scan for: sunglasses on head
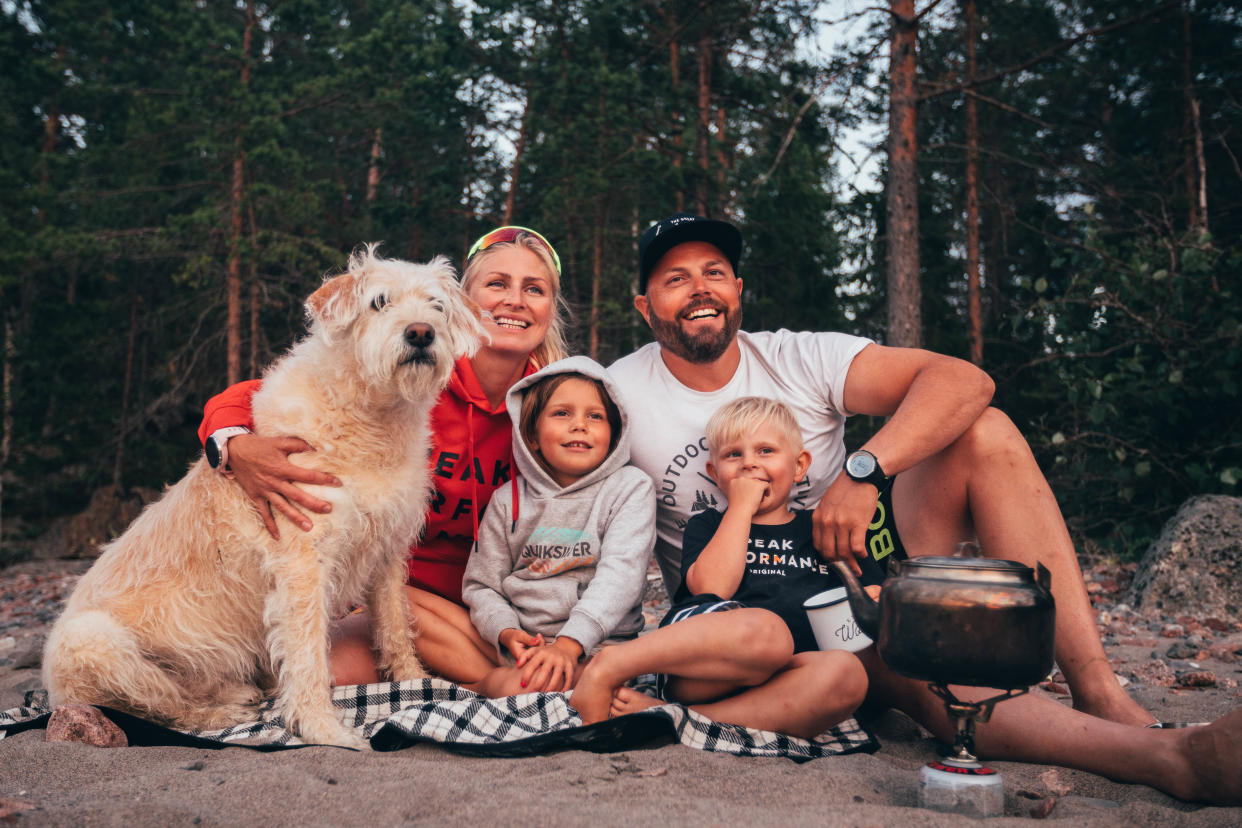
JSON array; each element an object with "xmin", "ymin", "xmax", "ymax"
[{"xmin": 466, "ymin": 225, "xmax": 562, "ymax": 276}]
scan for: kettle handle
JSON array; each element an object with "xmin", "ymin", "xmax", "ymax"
[{"xmin": 1036, "ymin": 561, "xmax": 1052, "ymax": 592}]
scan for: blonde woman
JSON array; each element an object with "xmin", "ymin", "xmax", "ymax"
[{"xmin": 197, "ymin": 228, "xmax": 569, "ymax": 683}]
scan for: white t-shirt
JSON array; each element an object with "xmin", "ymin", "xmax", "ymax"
[{"xmin": 608, "ymin": 329, "xmax": 873, "ymax": 594}]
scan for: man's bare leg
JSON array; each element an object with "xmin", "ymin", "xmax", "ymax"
[
  {"xmin": 891, "ymin": 407, "xmax": 1154, "ymax": 726},
  {"xmin": 330, "ymin": 586, "xmax": 499, "ymax": 686},
  {"xmin": 861, "ymin": 649, "xmax": 1242, "ymax": 804}
]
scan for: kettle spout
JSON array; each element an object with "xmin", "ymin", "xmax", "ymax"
[{"xmin": 830, "ymin": 560, "xmax": 880, "ymax": 640}]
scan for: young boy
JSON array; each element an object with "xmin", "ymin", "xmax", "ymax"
[{"xmin": 570, "ymin": 397, "xmax": 881, "ymax": 739}]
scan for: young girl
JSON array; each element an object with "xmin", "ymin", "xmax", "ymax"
[{"xmin": 462, "ymin": 356, "xmax": 655, "ymax": 697}]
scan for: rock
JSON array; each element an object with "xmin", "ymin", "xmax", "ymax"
[
  {"xmin": 46, "ymin": 704, "xmax": 128, "ymax": 747},
  {"xmin": 39, "ymin": 484, "xmax": 161, "ymax": 559},
  {"xmin": 1165, "ymin": 640, "xmax": 1203, "ymax": 660},
  {"xmin": 1175, "ymin": 670, "xmax": 1216, "ymax": 687},
  {"xmin": 1040, "ymin": 768, "xmax": 1073, "ymax": 796},
  {"xmin": 1130, "ymin": 659, "xmax": 1176, "ymax": 687},
  {"xmin": 1208, "ymin": 643, "xmax": 1239, "ymax": 663},
  {"xmin": 1127, "ymin": 495, "xmax": 1242, "ymax": 623},
  {"xmin": 10, "ymin": 633, "xmax": 46, "ymax": 669},
  {"xmin": 1029, "ymin": 797, "xmax": 1057, "ymax": 819},
  {"xmin": 0, "ymin": 797, "xmax": 38, "ymax": 821}
]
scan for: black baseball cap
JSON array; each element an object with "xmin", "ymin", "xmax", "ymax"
[{"xmin": 637, "ymin": 213, "xmax": 742, "ymax": 292}]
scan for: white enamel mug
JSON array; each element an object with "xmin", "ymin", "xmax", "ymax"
[{"xmin": 803, "ymin": 587, "xmax": 874, "ymax": 652}]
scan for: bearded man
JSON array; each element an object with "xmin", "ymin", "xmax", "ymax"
[{"xmin": 607, "ymin": 212, "xmax": 1154, "ymax": 730}]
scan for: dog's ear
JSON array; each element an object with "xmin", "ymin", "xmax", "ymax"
[
  {"xmin": 444, "ymin": 279, "xmax": 489, "ymax": 358},
  {"xmin": 424, "ymin": 256, "xmax": 488, "ymax": 357},
  {"xmin": 461, "ymin": 293, "xmax": 484, "ymax": 322},
  {"xmin": 306, "ymin": 272, "xmax": 360, "ymax": 326}
]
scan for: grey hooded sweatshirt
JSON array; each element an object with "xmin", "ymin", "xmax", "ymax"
[{"xmin": 462, "ymin": 356, "xmax": 656, "ymax": 654}]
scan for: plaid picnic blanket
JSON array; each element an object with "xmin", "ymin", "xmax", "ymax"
[{"xmin": 0, "ymin": 678, "xmax": 877, "ymax": 759}]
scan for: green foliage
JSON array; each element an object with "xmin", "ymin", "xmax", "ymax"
[{"xmin": 3, "ymin": 0, "xmax": 1240, "ymax": 564}]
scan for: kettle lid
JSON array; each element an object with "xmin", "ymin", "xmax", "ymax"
[{"xmin": 901, "ymin": 556, "xmax": 1029, "ymax": 572}]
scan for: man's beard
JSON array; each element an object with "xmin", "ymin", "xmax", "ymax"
[{"xmin": 648, "ymin": 299, "xmax": 742, "ymax": 364}]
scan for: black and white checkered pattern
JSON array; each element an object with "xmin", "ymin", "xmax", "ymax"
[{"xmin": 1, "ymin": 679, "xmax": 876, "ymax": 758}]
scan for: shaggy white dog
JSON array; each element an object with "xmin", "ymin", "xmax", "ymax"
[{"xmin": 43, "ymin": 246, "xmax": 484, "ymax": 747}]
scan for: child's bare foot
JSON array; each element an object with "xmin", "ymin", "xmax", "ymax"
[
  {"xmin": 1172, "ymin": 708, "xmax": 1242, "ymax": 804},
  {"xmin": 610, "ymin": 686, "xmax": 665, "ymax": 718},
  {"xmin": 569, "ymin": 658, "xmax": 619, "ymax": 725}
]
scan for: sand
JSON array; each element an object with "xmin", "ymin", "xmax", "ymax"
[{"xmin": 2, "ymin": 558, "xmax": 1241, "ymax": 826}]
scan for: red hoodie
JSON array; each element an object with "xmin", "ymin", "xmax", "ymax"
[{"xmin": 198, "ymin": 356, "xmax": 533, "ymax": 605}]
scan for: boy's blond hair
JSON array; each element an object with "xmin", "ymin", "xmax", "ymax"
[{"xmin": 705, "ymin": 397, "xmax": 804, "ymax": 458}]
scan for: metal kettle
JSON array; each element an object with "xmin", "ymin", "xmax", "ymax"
[{"xmin": 831, "ymin": 548, "xmax": 1056, "ymax": 689}]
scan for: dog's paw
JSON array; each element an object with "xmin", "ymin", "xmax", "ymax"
[
  {"xmin": 287, "ymin": 705, "xmax": 367, "ymax": 749},
  {"xmin": 297, "ymin": 719, "xmax": 367, "ymax": 750},
  {"xmin": 387, "ymin": 653, "xmax": 429, "ymax": 683},
  {"xmin": 182, "ymin": 701, "xmax": 263, "ymax": 730}
]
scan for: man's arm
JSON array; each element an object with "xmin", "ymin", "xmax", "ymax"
[{"xmin": 813, "ymin": 343, "xmax": 994, "ymax": 565}]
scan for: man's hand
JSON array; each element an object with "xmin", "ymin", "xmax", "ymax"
[
  {"xmin": 227, "ymin": 433, "xmax": 340, "ymax": 539},
  {"xmin": 518, "ymin": 636, "xmax": 583, "ymax": 692},
  {"xmin": 723, "ymin": 475, "xmax": 769, "ymax": 518},
  {"xmin": 812, "ymin": 474, "xmax": 880, "ymax": 575}
]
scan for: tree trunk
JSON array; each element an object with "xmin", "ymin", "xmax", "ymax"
[
  {"xmin": 964, "ymin": 0, "xmax": 983, "ymax": 365},
  {"xmin": 886, "ymin": 0, "xmax": 921, "ymax": 348},
  {"xmin": 113, "ymin": 299, "xmax": 138, "ymax": 490},
  {"xmin": 365, "ymin": 125, "xmax": 383, "ymax": 238},
  {"xmin": 366, "ymin": 126, "xmax": 383, "ymax": 204},
  {"xmin": 504, "ymin": 97, "xmax": 529, "ymax": 225},
  {"xmin": 1181, "ymin": 1, "xmax": 1206, "ymax": 236},
  {"xmin": 226, "ymin": 1, "xmax": 255, "ymax": 386},
  {"xmin": 248, "ymin": 200, "xmax": 260, "ymax": 378},
  {"xmin": 410, "ymin": 183, "xmax": 423, "ymax": 259},
  {"xmin": 0, "ymin": 315, "xmax": 12, "ymax": 546},
  {"xmin": 590, "ymin": 206, "xmax": 602, "ymax": 360},
  {"xmin": 670, "ymin": 38, "xmax": 685, "ymax": 213},
  {"xmin": 38, "ymin": 45, "xmax": 64, "ymax": 225},
  {"xmin": 696, "ymin": 33, "xmax": 712, "ymax": 215}
]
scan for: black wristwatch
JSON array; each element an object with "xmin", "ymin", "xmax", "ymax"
[
  {"xmin": 205, "ymin": 426, "xmax": 251, "ymax": 472},
  {"xmin": 844, "ymin": 449, "xmax": 891, "ymax": 491}
]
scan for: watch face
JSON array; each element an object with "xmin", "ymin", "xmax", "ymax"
[
  {"xmin": 847, "ymin": 451, "xmax": 876, "ymax": 479},
  {"xmin": 205, "ymin": 437, "xmax": 222, "ymax": 468}
]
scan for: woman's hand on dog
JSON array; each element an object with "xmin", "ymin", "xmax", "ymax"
[{"xmin": 228, "ymin": 433, "xmax": 341, "ymax": 538}]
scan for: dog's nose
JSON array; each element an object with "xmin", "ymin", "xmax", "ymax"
[{"xmin": 404, "ymin": 323, "xmax": 435, "ymax": 349}]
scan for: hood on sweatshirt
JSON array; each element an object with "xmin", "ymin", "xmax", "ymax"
[{"xmin": 504, "ymin": 355, "xmax": 632, "ymax": 497}]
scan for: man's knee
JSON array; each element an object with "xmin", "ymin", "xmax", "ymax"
[{"xmin": 957, "ymin": 406, "xmax": 1031, "ymax": 462}]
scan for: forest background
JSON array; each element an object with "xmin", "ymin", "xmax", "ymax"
[{"xmin": 2, "ymin": 0, "xmax": 1239, "ymax": 565}]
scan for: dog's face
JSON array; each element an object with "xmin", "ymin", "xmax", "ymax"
[{"xmin": 307, "ymin": 248, "xmax": 486, "ymax": 401}]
